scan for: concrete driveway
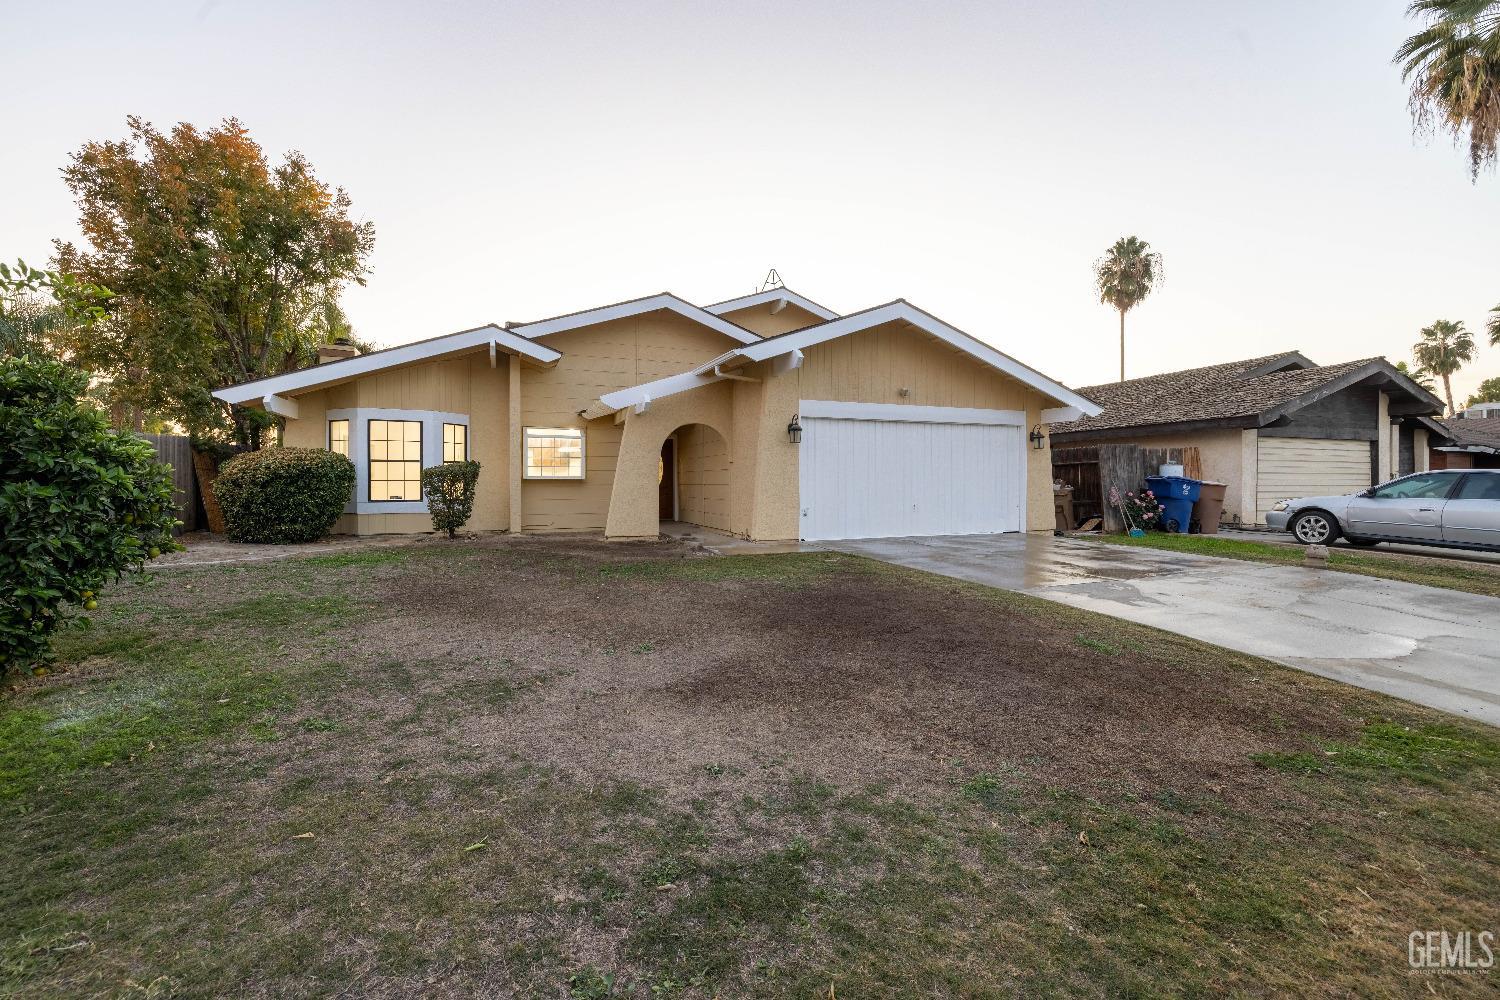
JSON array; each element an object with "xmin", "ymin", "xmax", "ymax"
[{"xmin": 825, "ymin": 533, "xmax": 1500, "ymax": 727}]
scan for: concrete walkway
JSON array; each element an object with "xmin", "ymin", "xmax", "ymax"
[{"xmin": 825, "ymin": 533, "xmax": 1500, "ymax": 728}]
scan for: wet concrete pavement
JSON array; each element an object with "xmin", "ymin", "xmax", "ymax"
[{"xmin": 825, "ymin": 533, "xmax": 1500, "ymax": 728}]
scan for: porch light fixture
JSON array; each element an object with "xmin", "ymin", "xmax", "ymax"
[
  {"xmin": 1029, "ymin": 424, "xmax": 1046, "ymax": 450},
  {"xmin": 787, "ymin": 414, "xmax": 803, "ymax": 444}
]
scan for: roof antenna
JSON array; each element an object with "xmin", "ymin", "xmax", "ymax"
[{"xmin": 758, "ymin": 268, "xmax": 784, "ymax": 293}]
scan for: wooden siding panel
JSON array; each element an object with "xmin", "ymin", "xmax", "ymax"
[
  {"xmin": 519, "ymin": 314, "xmax": 743, "ymax": 531},
  {"xmin": 798, "ymin": 320, "xmax": 1032, "ymax": 411}
]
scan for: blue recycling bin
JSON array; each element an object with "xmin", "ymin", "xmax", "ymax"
[{"xmin": 1145, "ymin": 475, "xmax": 1202, "ymax": 534}]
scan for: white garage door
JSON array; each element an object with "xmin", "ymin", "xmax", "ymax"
[
  {"xmin": 798, "ymin": 401, "xmax": 1025, "ymax": 541},
  {"xmin": 1256, "ymin": 437, "xmax": 1372, "ymax": 521}
]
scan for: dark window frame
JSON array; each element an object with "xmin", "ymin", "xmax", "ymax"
[
  {"xmin": 328, "ymin": 418, "xmax": 350, "ymax": 457},
  {"xmin": 443, "ymin": 422, "xmax": 468, "ymax": 463},
  {"xmin": 367, "ymin": 418, "xmax": 424, "ymax": 503}
]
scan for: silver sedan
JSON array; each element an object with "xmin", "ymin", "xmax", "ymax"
[{"xmin": 1265, "ymin": 469, "xmax": 1500, "ymax": 551}]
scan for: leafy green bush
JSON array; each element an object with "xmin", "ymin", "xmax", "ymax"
[
  {"xmin": 1, "ymin": 354, "xmax": 177, "ymax": 673},
  {"xmin": 421, "ymin": 461, "xmax": 480, "ymax": 538},
  {"xmin": 215, "ymin": 447, "xmax": 355, "ymax": 544}
]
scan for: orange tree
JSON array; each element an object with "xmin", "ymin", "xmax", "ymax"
[{"xmin": 1, "ymin": 354, "xmax": 177, "ymax": 673}]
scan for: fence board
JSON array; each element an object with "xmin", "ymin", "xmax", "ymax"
[
  {"xmin": 1052, "ymin": 444, "xmax": 1202, "ymax": 531},
  {"xmin": 136, "ymin": 433, "xmax": 198, "ymax": 533}
]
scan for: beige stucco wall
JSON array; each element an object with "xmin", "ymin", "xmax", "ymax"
[
  {"xmin": 1092, "ymin": 428, "xmax": 1254, "ymax": 527},
  {"xmin": 605, "ymin": 381, "xmax": 738, "ymax": 539}
]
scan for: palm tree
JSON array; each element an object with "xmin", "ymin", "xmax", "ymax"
[
  {"xmin": 1395, "ymin": 1, "xmax": 1500, "ymax": 178},
  {"xmin": 1412, "ymin": 319, "xmax": 1477, "ymax": 415},
  {"xmin": 1093, "ymin": 236, "xmax": 1164, "ymax": 382},
  {"xmin": 1395, "ymin": 360, "xmax": 1437, "ymax": 392},
  {"xmin": 1487, "ymin": 301, "xmax": 1500, "ymax": 345}
]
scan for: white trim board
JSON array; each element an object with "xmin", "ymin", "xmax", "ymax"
[
  {"xmin": 512, "ymin": 293, "xmax": 762, "ymax": 346},
  {"xmin": 799, "ymin": 400, "xmax": 1025, "ymax": 426},
  {"xmin": 694, "ymin": 301, "xmax": 1102, "ymax": 416},
  {"xmin": 703, "ymin": 288, "xmax": 838, "ymax": 322},
  {"xmin": 212, "ymin": 326, "xmax": 560, "ymax": 406}
]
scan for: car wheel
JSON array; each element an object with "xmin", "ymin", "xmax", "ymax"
[
  {"xmin": 1344, "ymin": 537, "xmax": 1379, "ymax": 548},
  {"xmin": 1291, "ymin": 510, "xmax": 1339, "ymax": 545}
]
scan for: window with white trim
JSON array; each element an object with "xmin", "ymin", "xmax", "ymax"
[
  {"xmin": 328, "ymin": 419, "xmax": 350, "ymax": 458},
  {"xmin": 369, "ymin": 419, "xmax": 422, "ymax": 501},
  {"xmin": 524, "ymin": 427, "xmax": 585, "ymax": 479},
  {"xmin": 443, "ymin": 422, "xmax": 467, "ymax": 463}
]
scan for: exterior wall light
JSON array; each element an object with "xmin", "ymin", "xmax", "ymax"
[
  {"xmin": 788, "ymin": 414, "xmax": 803, "ymax": 444},
  {"xmin": 1029, "ymin": 424, "xmax": 1046, "ymax": 450}
]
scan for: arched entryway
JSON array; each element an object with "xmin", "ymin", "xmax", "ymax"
[{"xmin": 660, "ymin": 423, "xmax": 731, "ymax": 532}]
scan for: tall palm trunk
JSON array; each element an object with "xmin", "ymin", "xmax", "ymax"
[
  {"xmin": 1118, "ymin": 308, "xmax": 1126, "ymax": 382},
  {"xmin": 1443, "ymin": 373, "xmax": 1456, "ymax": 416}
]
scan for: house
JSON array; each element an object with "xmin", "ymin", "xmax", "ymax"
[
  {"xmin": 211, "ymin": 287, "xmax": 1099, "ymax": 542},
  {"xmin": 1048, "ymin": 352, "xmax": 1446, "ymax": 526},
  {"xmin": 1431, "ymin": 404, "xmax": 1500, "ymax": 469}
]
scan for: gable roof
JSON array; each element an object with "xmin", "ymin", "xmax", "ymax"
[
  {"xmin": 511, "ymin": 292, "xmax": 762, "ymax": 346},
  {"xmin": 1436, "ymin": 415, "xmax": 1500, "ymax": 454},
  {"xmin": 1050, "ymin": 353, "xmax": 1446, "ymax": 439},
  {"xmin": 703, "ymin": 288, "xmax": 839, "ymax": 322},
  {"xmin": 211, "ymin": 324, "xmax": 562, "ymax": 407},
  {"xmin": 588, "ymin": 300, "xmax": 1101, "ymax": 418}
]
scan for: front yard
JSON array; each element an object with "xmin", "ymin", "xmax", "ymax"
[{"xmin": 3, "ymin": 537, "xmax": 1497, "ymax": 997}]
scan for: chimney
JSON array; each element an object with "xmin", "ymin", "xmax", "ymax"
[{"xmin": 317, "ymin": 337, "xmax": 359, "ymax": 364}]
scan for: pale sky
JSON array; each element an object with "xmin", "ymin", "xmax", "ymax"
[{"xmin": 6, "ymin": 1, "xmax": 1498, "ymax": 403}]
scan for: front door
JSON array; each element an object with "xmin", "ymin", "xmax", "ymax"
[
  {"xmin": 659, "ymin": 439, "xmax": 676, "ymax": 520},
  {"xmin": 1346, "ymin": 472, "xmax": 1460, "ymax": 541}
]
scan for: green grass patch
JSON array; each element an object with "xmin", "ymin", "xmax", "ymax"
[
  {"xmin": 1092, "ymin": 532, "xmax": 1500, "ymax": 598},
  {"xmin": 1254, "ymin": 721, "xmax": 1500, "ymax": 782},
  {"xmin": 298, "ymin": 548, "xmax": 410, "ymax": 569}
]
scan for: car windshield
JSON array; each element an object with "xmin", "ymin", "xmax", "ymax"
[{"xmin": 1369, "ymin": 473, "xmax": 1458, "ymax": 500}]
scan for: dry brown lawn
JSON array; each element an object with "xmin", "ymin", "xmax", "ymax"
[{"xmin": 2, "ymin": 535, "xmax": 1497, "ymax": 998}]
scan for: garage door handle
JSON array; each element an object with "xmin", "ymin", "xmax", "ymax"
[{"xmin": 1418, "ymin": 507, "xmax": 1436, "ymax": 512}]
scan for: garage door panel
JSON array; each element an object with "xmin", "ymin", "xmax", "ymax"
[
  {"xmin": 800, "ymin": 414, "xmax": 1022, "ymax": 541},
  {"xmin": 1255, "ymin": 437, "xmax": 1372, "ymax": 521}
]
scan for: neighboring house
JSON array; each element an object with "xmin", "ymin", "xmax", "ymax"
[
  {"xmin": 212, "ymin": 287, "xmax": 1099, "ymax": 541},
  {"xmin": 1048, "ymin": 352, "xmax": 1446, "ymax": 525},
  {"xmin": 1431, "ymin": 404, "xmax": 1500, "ymax": 469}
]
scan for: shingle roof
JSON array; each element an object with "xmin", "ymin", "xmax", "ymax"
[
  {"xmin": 1438, "ymin": 416, "xmax": 1500, "ymax": 453},
  {"xmin": 1053, "ymin": 354, "xmax": 1401, "ymax": 435}
]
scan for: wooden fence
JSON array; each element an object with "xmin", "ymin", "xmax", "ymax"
[
  {"xmin": 136, "ymin": 433, "xmax": 200, "ymax": 533},
  {"xmin": 1053, "ymin": 444, "xmax": 1202, "ymax": 532}
]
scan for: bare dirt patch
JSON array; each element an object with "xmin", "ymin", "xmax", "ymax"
[{"xmin": 5, "ymin": 536, "xmax": 1497, "ymax": 999}]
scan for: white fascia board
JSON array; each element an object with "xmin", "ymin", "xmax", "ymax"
[
  {"xmin": 595, "ymin": 369, "xmax": 727, "ymax": 415},
  {"xmin": 212, "ymin": 325, "xmax": 561, "ymax": 406},
  {"xmin": 512, "ymin": 293, "xmax": 761, "ymax": 346},
  {"xmin": 731, "ymin": 302, "xmax": 1103, "ymax": 417},
  {"xmin": 704, "ymin": 288, "xmax": 839, "ymax": 321},
  {"xmin": 1040, "ymin": 406, "xmax": 1082, "ymax": 424},
  {"xmin": 800, "ymin": 399, "xmax": 1025, "ymax": 426},
  {"xmin": 262, "ymin": 394, "xmax": 299, "ymax": 419}
]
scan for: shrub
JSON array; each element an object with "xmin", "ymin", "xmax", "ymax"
[
  {"xmin": 421, "ymin": 461, "xmax": 480, "ymax": 538},
  {"xmin": 1, "ymin": 354, "xmax": 178, "ymax": 673},
  {"xmin": 215, "ymin": 447, "xmax": 356, "ymax": 544}
]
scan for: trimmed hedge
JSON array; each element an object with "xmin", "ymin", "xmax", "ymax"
[
  {"xmin": 215, "ymin": 447, "xmax": 356, "ymax": 544},
  {"xmin": 421, "ymin": 461, "xmax": 480, "ymax": 538}
]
